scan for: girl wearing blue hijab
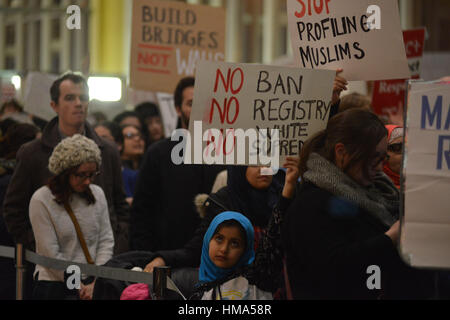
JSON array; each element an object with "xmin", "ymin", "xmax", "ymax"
[
  {"xmin": 195, "ymin": 211, "xmax": 273, "ymax": 300},
  {"xmin": 199, "ymin": 212, "xmax": 255, "ymax": 284}
]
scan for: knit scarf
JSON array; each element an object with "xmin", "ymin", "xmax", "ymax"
[{"xmin": 303, "ymin": 153, "xmax": 399, "ymax": 227}]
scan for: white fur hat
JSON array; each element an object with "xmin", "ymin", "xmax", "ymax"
[{"xmin": 48, "ymin": 134, "xmax": 101, "ymax": 175}]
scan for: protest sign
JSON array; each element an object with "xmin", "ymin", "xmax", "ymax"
[
  {"xmin": 287, "ymin": 0, "xmax": 409, "ymax": 81},
  {"xmin": 23, "ymin": 72, "xmax": 58, "ymax": 121},
  {"xmin": 181, "ymin": 61, "xmax": 335, "ymax": 168},
  {"xmin": 401, "ymin": 81, "xmax": 450, "ymax": 269},
  {"xmin": 372, "ymin": 28, "xmax": 426, "ymax": 116},
  {"xmin": 156, "ymin": 92, "xmax": 178, "ymax": 137},
  {"xmin": 130, "ymin": 0, "xmax": 226, "ymax": 93}
]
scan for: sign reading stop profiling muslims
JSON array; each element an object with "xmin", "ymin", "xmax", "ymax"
[
  {"xmin": 130, "ymin": 0, "xmax": 226, "ymax": 93},
  {"xmin": 287, "ymin": 0, "xmax": 410, "ymax": 81},
  {"xmin": 401, "ymin": 81, "xmax": 450, "ymax": 269}
]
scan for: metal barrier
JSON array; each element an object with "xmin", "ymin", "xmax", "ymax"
[{"xmin": 0, "ymin": 244, "xmax": 186, "ymax": 300}]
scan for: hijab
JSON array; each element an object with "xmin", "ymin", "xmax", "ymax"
[
  {"xmin": 199, "ymin": 211, "xmax": 255, "ymax": 284},
  {"xmin": 384, "ymin": 125, "xmax": 402, "ymax": 189},
  {"xmin": 226, "ymin": 166, "xmax": 284, "ymax": 228}
]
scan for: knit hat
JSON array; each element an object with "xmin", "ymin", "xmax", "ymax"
[{"xmin": 48, "ymin": 134, "xmax": 101, "ymax": 175}]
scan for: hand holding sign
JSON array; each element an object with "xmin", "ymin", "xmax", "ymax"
[{"xmin": 332, "ymin": 69, "xmax": 348, "ymax": 105}]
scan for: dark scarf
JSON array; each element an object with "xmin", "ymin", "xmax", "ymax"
[
  {"xmin": 304, "ymin": 153, "xmax": 399, "ymax": 227},
  {"xmin": 226, "ymin": 166, "xmax": 284, "ymax": 228}
]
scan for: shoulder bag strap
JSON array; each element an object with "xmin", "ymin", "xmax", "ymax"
[{"xmin": 63, "ymin": 202, "xmax": 95, "ymax": 265}]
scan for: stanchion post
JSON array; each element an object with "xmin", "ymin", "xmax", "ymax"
[
  {"xmin": 15, "ymin": 244, "xmax": 26, "ymax": 300},
  {"xmin": 153, "ymin": 266, "xmax": 171, "ymax": 300}
]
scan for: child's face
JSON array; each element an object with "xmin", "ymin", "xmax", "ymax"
[{"xmin": 209, "ymin": 226, "xmax": 245, "ymax": 269}]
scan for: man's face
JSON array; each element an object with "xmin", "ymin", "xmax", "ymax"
[
  {"xmin": 176, "ymin": 86, "xmax": 194, "ymax": 129},
  {"xmin": 51, "ymin": 80, "xmax": 89, "ymax": 129}
]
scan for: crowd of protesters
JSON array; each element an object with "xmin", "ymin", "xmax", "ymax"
[{"xmin": 0, "ymin": 70, "xmax": 449, "ymax": 301}]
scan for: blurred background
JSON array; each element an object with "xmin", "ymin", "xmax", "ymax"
[{"xmin": 0, "ymin": 0, "xmax": 449, "ymax": 122}]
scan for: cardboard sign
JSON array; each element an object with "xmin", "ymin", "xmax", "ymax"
[
  {"xmin": 185, "ymin": 61, "xmax": 335, "ymax": 167},
  {"xmin": 130, "ymin": 0, "xmax": 226, "ymax": 93},
  {"xmin": 401, "ymin": 81, "xmax": 450, "ymax": 269},
  {"xmin": 287, "ymin": 0, "xmax": 409, "ymax": 81},
  {"xmin": 372, "ymin": 28, "xmax": 426, "ymax": 116},
  {"xmin": 23, "ymin": 72, "xmax": 58, "ymax": 121}
]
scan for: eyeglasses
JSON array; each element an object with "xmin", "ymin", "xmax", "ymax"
[
  {"xmin": 123, "ymin": 132, "xmax": 143, "ymax": 140},
  {"xmin": 387, "ymin": 143, "xmax": 403, "ymax": 154},
  {"xmin": 73, "ymin": 171, "xmax": 100, "ymax": 181}
]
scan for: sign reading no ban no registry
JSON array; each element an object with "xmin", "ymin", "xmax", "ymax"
[
  {"xmin": 185, "ymin": 61, "xmax": 335, "ymax": 166},
  {"xmin": 130, "ymin": 0, "xmax": 226, "ymax": 93},
  {"xmin": 287, "ymin": 0, "xmax": 410, "ymax": 81}
]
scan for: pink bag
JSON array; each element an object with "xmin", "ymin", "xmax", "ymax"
[{"xmin": 120, "ymin": 283, "xmax": 152, "ymax": 300}]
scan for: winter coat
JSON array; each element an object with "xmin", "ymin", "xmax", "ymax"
[
  {"xmin": 2, "ymin": 117, "xmax": 130, "ymax": 254},
  {"xmin": 282, "ymin": 181, "xmax": 435, "ymax": 300}
]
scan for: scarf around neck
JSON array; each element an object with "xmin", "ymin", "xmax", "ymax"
[{"xmin": 303, "ymin": 153, "xmax": 399, "ymax": 227}]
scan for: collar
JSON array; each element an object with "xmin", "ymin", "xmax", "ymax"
[{"xmin": 41, "ymin": 117, "xmax": 105, "ymax": 149}]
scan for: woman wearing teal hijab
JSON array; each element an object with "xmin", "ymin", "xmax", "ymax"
[
  {"xmin": 199, "ymin": 212, "xmax": 255, "ymax": 284},
  {"xmin": 194, "ymin": 211, "xmax": 272, "ymax": 300}
]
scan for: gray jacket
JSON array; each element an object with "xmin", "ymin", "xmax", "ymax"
[{"xmin": 2, "ymin": 117, "xmax": 130, "ymax": 254}]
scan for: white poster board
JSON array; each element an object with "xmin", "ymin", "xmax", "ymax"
[
  {"xmin": 185, "ymin": 61, "xmax": 335, "ymax": 167},
  {"xmin": 287, "ymin": 0, "xmax": 410, "ymax": 81},
  {"xmin": 401, "ymin": 81, "xmax": 450, "ymax": 269},
  {"xmin": 24, "ymin": 72, "xmax": 58, "ymax": 121},
  {"xmin": 156, "ymin": 92, "xmax": 178, "ymax": 137}
]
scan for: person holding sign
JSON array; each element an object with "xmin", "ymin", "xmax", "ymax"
[{"xmin": 282, "ymin": 109, "xmax": 434, "ymax": 299}]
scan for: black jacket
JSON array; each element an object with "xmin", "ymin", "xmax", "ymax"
[
  {"xmin": 282, "ymin": 181, "xmax": 434, "ymax": 300},
  {"xmin": 130, "ymin": 138, "xmax": 224, "ymax": 252}
]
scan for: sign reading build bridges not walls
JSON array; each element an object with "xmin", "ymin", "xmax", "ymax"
[{"xmin": 130, "ymin": 0, "xmax": 226, "ymax": 93}]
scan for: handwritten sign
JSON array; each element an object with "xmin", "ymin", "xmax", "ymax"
[
  {"xmin": 287, "ymin": 0, "xmax": 409, "ymax": 81},
  {"xmin": 186, "ymin": 61, "xmax": 335, "ymax": 166},
  {"xmin": 401, "ymin": 81, "xmax": 450, "ymax": 269},
  {"xmin": 372, "ymin": 28, "xmax": 426, "ymax": 116},
  {"xmin": 130, "ymin": 0, "xmax": 226, "ymax": 93}
]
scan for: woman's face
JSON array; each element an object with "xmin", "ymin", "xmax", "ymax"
[
  {"xmin": 146, "ymin": 116, "xmax": 164, "ymax": 142},
  {"xmin": 95, "ymin": 126, "xmax": 114, "ymax": 144},
  {"xmin": 122, "ymin": 126, "xmax": 145, "ymax": 158},
  {"xmin": 345, "ymin": 137, "xmax": 388, "ymax": 187},
  {"xmin": 209, "ymin": 225, "xmax": 245, "ymax": 269},
  {"xmin": 387, "ymin": 137, "xmax": 403, "ymax": 174},
  {"xmin": 245, "ymin": 166, "xmax": 273, "ymax": 190},
  {"xmin": 120, "ymin": 116, "xmax": 142, "ymax": 130},
  {"xmin": 69, "ymin": 162, "xmax": 98, "ymax": 193}
]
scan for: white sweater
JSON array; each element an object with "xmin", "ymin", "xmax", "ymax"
[{"xmin": 29, "ymin": 185, "xmax": 114, "ymax": 282}]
